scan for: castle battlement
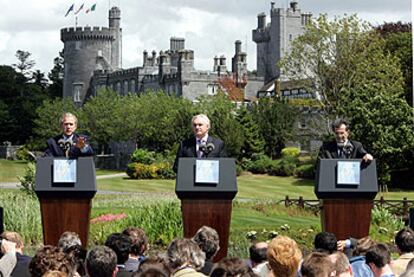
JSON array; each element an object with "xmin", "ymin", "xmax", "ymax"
[
  {"xmin": 61, "ymin": 26, "xmax": 114, "ymax": 42},
  {"xmin": 252, "ymin": 28, "xmax": 270, "ymax": 43}
]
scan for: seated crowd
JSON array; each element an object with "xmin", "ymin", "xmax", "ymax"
[{"xmin": 1, "ymin": 226, "xmax": 414, "ymax": 277}]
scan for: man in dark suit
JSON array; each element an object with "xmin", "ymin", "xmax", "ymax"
[
  {"xmin": 318, "ymin": 118, "xmax": 373, "ymax": 162},
  {"xmin": 173, "ymin": 114, "xmax": 227, "ymax": 172},
  {"xmin": 43, "ymin": 112, "xmax": 93, "ymax": 158}
]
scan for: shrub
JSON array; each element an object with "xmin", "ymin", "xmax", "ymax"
[
  {"xmin": 130, "ymin": 148, "xmax": 156, "ymax": 164},
  {"xmin": 156, "ymin": 162, "xmax": 176, "ymax": 179},
  {"xmin": 15, "ymin": 146, "xmax": 35, "ymax": 162},
  {"xmin": 268, "ymin": 157, "xmax": 297, "ymax": 176},
  {"xmin": 248, "ymin": 155, "xmax": 273, "ymax": 174},
  {"xmin": 295, "ymin": 164, "xmax": 316, "ymax": 179},
  {"xmin": 281, "ymin": 147, "xmax": 300, "ymax": 158},
  {"xmin": 126, "ymin": 162, "xmax": 175, "ymax": 179},
  {"xmin": 18, "ymin": 162, "xmax": 37, "ymax": 198}
]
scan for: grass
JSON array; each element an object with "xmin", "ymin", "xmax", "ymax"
[{"xmin": 0, "ymin": 160, "xmax": 28, "ymax": 182}]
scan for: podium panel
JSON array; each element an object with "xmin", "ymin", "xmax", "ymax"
[
  {"xmin": 316, "ymin": 159, "xmax": 378, "ymax": 239},
  {"xmin": 176, "ymin": 158, "xmax": 237, "ymax": 261},
  {"xmin": 35, "ymin": 157, "xmax": 96, "ymax": 246}
]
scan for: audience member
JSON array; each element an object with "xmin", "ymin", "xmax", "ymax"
[
  {"xmin": 42, "ymin": 271, "xmax": 68, "ymax": 277},
  {"xmin": 267, "ymin": 235, "xmax": 302, "ymax": 277},
  {"xmin": 314, "ymin": 232, "xmax": 338, "ymax": 254},
  {"xmin": 1, "ymin": 231, "xmax": 31, "ymax": 277},
  {"xmin": 329, "ymin": 252, "xmax": 353, "ymax": 277},
  {"xmin": 85, "ymin": 246, "xmax": 118, "ymax": 277},
  {"xmin": 167, "ymin": 238, "xmax": 206, "ymax": 277},
  {"xmin": 122, "ymin": 227, "xmax": 148, "ymax": 272},
  {"xmin": 57, "ymin": 232, "xmax": 82, "ymax": 251},
  {"xmin": 0, "ymin": 239, "xmax": 17, "ymax": 277},
  {"xmin": 192, "ymin": 225, "xmax": 220, "ymax": 275},
  {"xmin": 349, "ymin": 237, "xmax": 375, "ymax": 277},
  {"xmin": 399, "ymin": 258, "xmax": 414, "ymax": 277},
  {"xmin": 105, "ymin": 233, "xmax": 133, "ymax": 277},
  {"xmin": 132, "ymin": 256, "xmax": 170, "ymax": 277},
  {"xmin": 210, "ymin": 257, "xmax": 256, "ymax": 277},
  {"xmin": 391, "ymin": 227, "xmax": 414, "ymax": 276},
  {"xmin": 301, "ymin": 252, "xmax": 335, "ymax": 277},
  {"xmin": 249, "ymin": 242, "xmax": 270, "ymax": 277},
  {"xmin": 29, "ymin": 246, "xmax": 75, "ymax": 277},
  {"xmin": 57, "ymin": 232, "xmax": 85, "ymax": 277},
  {"xmin": 365, "ymin": 244, "xmax": 395, "ymax": 277}
]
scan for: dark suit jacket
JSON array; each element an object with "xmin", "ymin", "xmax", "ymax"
[
  {"xmin": 318, "ymin": 140, "xmax": 368, "ymax": 159},
  {"xmin": 11, "ymin": 253, "xmax": 31, "ymax": 277},
  {"xmin": 43, "ymin": 133, "xmax": 93, "ymax": 158},
  {"xmin": 173, "ymin": 136, "xmax": 227, "ymax": 172}
]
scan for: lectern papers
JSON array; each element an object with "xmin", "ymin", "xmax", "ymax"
[
  {"xmin": 53, "ymin": 159, "xmax": 77, "ymax": 183},
  {"xmin": 195, "ymin": 160, "xmax": 219, "ymax": 184}
]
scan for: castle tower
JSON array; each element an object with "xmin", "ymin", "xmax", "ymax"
[
  {"xmin": 231, "ymin": 40, "xmax": 247, "ymax": 87},
  {"xmin": 252, "ymin": 1, "xmax": 311, "ymax": 83},
  {"xmin": 61, "ymin": 7, "xmax": 122, "ymax": 105},
  {"xmin": 109, "ymin": 7, "xmax": 122, "ymax": 69}
]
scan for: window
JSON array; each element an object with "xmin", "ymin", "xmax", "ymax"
[
  {"xmin": 123, "ymin": 80, "xmax": 129, "ymax": 95},
  {"xmin": 73, "ymin": 84, "xmax": 83, "ymax": 103},
  {"xmin": 207, "ymin": 84, "xmax": 218, "ymax": 95}
]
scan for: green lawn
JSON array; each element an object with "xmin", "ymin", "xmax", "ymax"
[{"xmin": 0, "ymin": 160, "xmax": 28, "ymax": 182}]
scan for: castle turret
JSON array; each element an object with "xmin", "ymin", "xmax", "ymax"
[
  {"xmin": 253, "ymin": 1, "xmax": 311, "ymax": 83},
  {"xmin": 109, "ymin": 7, "xmax": 122, "ymax": 69},
  {"xmin": 232, "ymin": 40, "xmax": 247, "ymax": 87},
  {"xmin": 143, "ymin": 50, "xmax": 148, "ymax": 66}
]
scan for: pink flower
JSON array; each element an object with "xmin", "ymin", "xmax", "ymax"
[{"xmin": 91, "ymin": 213, "xmax": 127, "ymax": 223}]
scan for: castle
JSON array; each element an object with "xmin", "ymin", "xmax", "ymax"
[{"xmin": 61, "ymin": 2, "xmax": 313, "ymax": 105}]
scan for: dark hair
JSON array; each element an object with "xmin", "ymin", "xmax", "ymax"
[
  {"xmin": 210, "ymin": 257, "xmax": 255, "ymax": 277},
  {"xmin": 122, "ymin": 227, "xmax": 148, "ymax": 256},
  {"xmin": 133, "ymin": 256, "xmax": 170, "ymax": 277},
  {"xmin": 29, "ymin": 245, "xmax": 75, "ymax": 277},
  {"xmin": 63, "ymin": 244, "xmax": 87, "ymax": 276},
  {"xmin": 365, "ymin": 243, "xmax": 391, "ymax": 268},
  {"xmin": 192, "ymin": 226, "xmax": 220, "ymax": 261},
  {"xmin": 86, "ymin": 246, "xmax": 117, "ymax": 277},
  {"xmin": 313, "ymin": 232, "xmax": 337, "ymax": 254},
  {"xmin": 249, "ymin": 243, "xmax": 267, "ymax": 264},
  {"xmin": 395, "ymin": 227, "xmax": 414, "ymax": 253},
  {"xmin": 331, "ymin": 118, "xmax": 350, "ymax": 132},
  {"xmin": 105, "ymin": 233, "xmax": 132, "ymax": 265}
]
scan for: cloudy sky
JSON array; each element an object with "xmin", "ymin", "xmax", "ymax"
[{"xmin": 0, "ymin": 0, "xmax": 411, "ymax": 75}]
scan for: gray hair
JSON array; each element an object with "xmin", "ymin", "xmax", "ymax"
[
  {"xmin": 192, "ymin": 226, "xmax": 220, "ymax": 261},
  {"xmin": 167, "ymin": 238, "xmax": 205, "ymax": 270},
  {"xmin": 60, "ymin": 112, "xmax": 78, "ymax": 125},
  {"xmin": 192, "ymin": 114, "xmax": 210, "ymax": 128},
  {"xmin": 58, "ymin": 231, "xmax": 82, "ymax": 251}
]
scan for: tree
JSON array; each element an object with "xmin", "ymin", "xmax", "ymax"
[
  {"xmin": 196, "ymin": 93, "xmax": 245, "ymax": 158},
  {"xmin": 236, "ymin": 106, "xmax": 265, "ymax": 158},
  {"xmin": 12, "ymin": 50, "xmax": 35, "ymax": 80},
  {"xmin": 280, "ymin": 14, "xmax": 414, "ymax": 186},
  {"xmin": 33, "ymin": 70, "xmax": 48, "ymax": 90},
  {"xmin": 48, "ymin": 51, "xmax": 64, "ymax": 98},
  {"xmin": 252, "ymin": 98, "xmax": 298, "ymax": 159}
]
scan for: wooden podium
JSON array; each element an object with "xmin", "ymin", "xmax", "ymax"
[
  {"xmin": 35, "ymin": 157, "xmax": 96, "ymax": 246},
  {"xmin": 176, "ymin": 158, "xmax": 237, "ymax": 261},
  {"xmin": 315, "ymin": 159, "xmax": 378, "ymax": 240}
]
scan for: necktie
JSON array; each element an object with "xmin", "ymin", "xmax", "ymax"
[{"xmin": 197, "ymin": 140, "xmax": 204, "ymax": 158}]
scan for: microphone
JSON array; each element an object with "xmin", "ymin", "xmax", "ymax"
[
  {"xmin": 199, "ymin": 143, "xmax": 215, "ymax": 156},
  {"xmin": 58, "ymin": 139, "xmax": 65, "ymax": 150},
  {"xmin": 199, "ymin": 143, "xmax": 207, "ymax": 154},
  {"xmin": 206, "ymin": 143, "xmax": 215, "ymax": 153},
  {"xmin": 343, "ymin": 142, "xmax": 353, "ymax": 158}
]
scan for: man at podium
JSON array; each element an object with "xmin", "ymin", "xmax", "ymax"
[
  {"xmin": 173, "ymin": 114, "xmax": 227, "ymax": 172},
  {"xmin": 318, "ymin": 119, "xmax": 373, "ymax": 162},
  {"xmin": 44, "ymin": 112, "xmax": 93, "ymax": 158}
]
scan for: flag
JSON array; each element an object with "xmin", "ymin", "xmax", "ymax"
[
  {"xmin": 74, "ymin": 3, "xmax": 84, "ymax": 15},
  {"xmin": 64, "ymin": 3, "xmax": 74, "ymax": 17},
  {"xmin": 85, "ymin": 3, "xmax": 97, "ymax": 13}
]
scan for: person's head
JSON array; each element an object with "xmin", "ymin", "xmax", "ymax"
[
  {"xmin": 42, "ymin": 271, "xmax": 68, "ymax": 277},
  {"xmin": 29, "ymin": 245, "xmax": 75, "ymax": 277},
  {"xmin": 122, "ymin": 227, "xmax": 148, "ymax": 257},
  {"xmin": 267, "ymin": 235, "xmax": 302, "ymax": 277},
  {"xmin": 192, "ymin": 225, "xmax": 220, "ymax": 261},
  {"xmin": 167, "ymin": 238, "xmax": 205, "ymax": 271},
  {"xmin": 314, "ymin": 232, "xmax": 337, "ymax": 254},
  {"xmin": 86, "ymin": 246, "xmax": 118, "ymax": 277},
  {"xmin": 60, "ymin": 113, "xmax": 78, "ymax": 137},
  {"xmin": 365, "ymin": 243, "xmax": 391, "ymax": 276},
  {"xmin": 1, "ymin": 231, "xmax": 24, "ymax": 253},
  {"xmin": 301, "ymin": 252, "xmax": 335, "ymax": 277},
  {"xmin": 395, "ymin": 227, "xmax": 414, "ymax": 254},
  {"xmin": 63, "ymin": 244, "xmax": 87, "ymax": 276},
  {"xmin": 249, "ymin": 241, "xmax": 268, "ymax": 266},
  {"xmin": 210, "ymin": 257, "xmax": 255, "ymax": 277},
  {"xmin": 133, "ymin": 256, "xmax": 170, "ymax": 277},
  {"xmin": 104, "ymin": 233, "xmax": 132, "ymax": 265},
  {"xmin": 331, "ymin": 119, "xmax": 350, "ymax": 144},
  {"xmin": 329, "ymin": 252, "xmax": 353, "ymax": 277},
  {"xmin": 192, "ymin": 114, "xmax": 210, "ymax": 139},
  {"xmin": 58, "ymin": 231, "xmax": 82, "ymax": 252},
  {"xmin": 353, "ymin": 237, "xmax": 376, "ymax": 257}
]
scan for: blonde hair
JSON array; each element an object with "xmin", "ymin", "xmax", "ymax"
[
  {"xmin": 267, "ymin": 235, "xmax": 302, "ymax": 277},
  {"xmin": 42, "ymin": 271, "xmax": 68, "ymax": 277},
  {"xmin": 1, "ymin": 231, "xmax": 24, "ymax": 248}
]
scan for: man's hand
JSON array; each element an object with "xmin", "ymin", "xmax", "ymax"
[
  {"xmin": 75, "ymin": 136, "xmax": 87, "ymax": 149},
  {"xmin": 337, "ymin": 240, "xmax": 346, "ymax": 252},
  {"xmin": 1, "ymin": 239, "xmax": 16, "ymax": 254},
  {"xmin": 362, "ymin": 153, "xmax": 373, "ymax": 163}
]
